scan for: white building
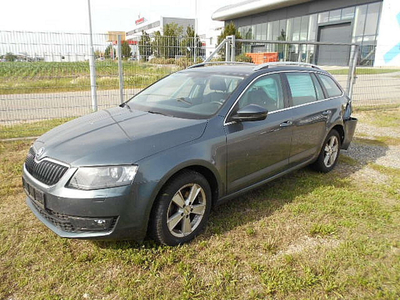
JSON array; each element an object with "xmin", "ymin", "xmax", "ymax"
[{"xmin": 212, "ymin": 0, "xmax": 400, "ymax": 66}]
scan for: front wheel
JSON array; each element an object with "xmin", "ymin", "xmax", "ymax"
[
  {"xmin": 149, "ymin": 171, "xmax": 212, "ymax": 246},
  {"xmin": 312, "ymin": 129, "xmax": 341, "ymax": 173}
]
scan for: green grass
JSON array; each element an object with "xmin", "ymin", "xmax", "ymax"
[
  {"xmin": 367, "ymin": 109, "xmax": 400, "ymax": 128},
  {"xmin": 0, "ymin": 118, "xmax": 75, "ymax": 139},
  {"xmin": 1, "ymin": 110, "xmax": 399, "ymax": 299},
  {"xmin": 329, "ymin": 68, "xmax": 400, "ymax": 75},
  {"xmin": 353, "ymin": 103, "xmax": 400, "ymax": 112},
  {"xmin": 0, "ymin": 61, "xmax": 177, "ymax": 95}
]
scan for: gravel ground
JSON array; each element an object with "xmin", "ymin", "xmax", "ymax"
[{"xmin": 339, "ymin": 110, "xmax": 400, "ymax": 186}]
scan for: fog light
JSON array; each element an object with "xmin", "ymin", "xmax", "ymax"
[{"xmin": 69, "ymin": 216, "xmax": 115, "ymax": 231}]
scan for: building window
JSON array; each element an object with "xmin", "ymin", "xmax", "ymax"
[
  {"xmin": 300, "ymin": 16, "xmax": 309, "ymax": 41},
  {"xmin": 353, "ymin": 5, "xmax": 367, "ymax": 37},
  {"xmin": 292, "ymin": 17, "xmax": 301, "ymax": 41},
  {"xmin": 318, "ymin": 12, "xmax": 329, "ymax": 23},
  {"xmin": 308, "ymin": 14, "xmax": 318, "ymax": 41},
  {"xmin": 342, "ymin": 7, "xmax": 355, "ymax": 20},
  {"xmin": 329, "ymin": 9, "xmax": 341, "ymax": 22},
  {"xmin": 364, "ymin": 2, "xmax": 381, "ymax": 36}
]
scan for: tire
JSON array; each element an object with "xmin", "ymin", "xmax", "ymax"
[
  {"xmin": 149, "ymin": 170, "xmax": 212, "ymax": 246},
  {"xmin": 312, "ymin": 129, "xmax": 341, "ymax": 173}
]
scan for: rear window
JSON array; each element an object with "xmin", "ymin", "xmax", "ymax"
[{"xmin": 317, "ymin": 74, "xmax": 343, "ymax": 98}]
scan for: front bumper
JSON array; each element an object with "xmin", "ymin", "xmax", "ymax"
[{"xmin": 22, "ymin": 165, "xmax": 149, "ymax": 241}]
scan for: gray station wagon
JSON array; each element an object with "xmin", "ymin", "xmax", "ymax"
[{"xmin": 22, "ymin": 62, "xmax": 357, "ymax": 246}]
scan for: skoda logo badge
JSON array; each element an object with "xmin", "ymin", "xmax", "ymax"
[{"xmin": 36, "ymin": 147, "xmax": 45, "ymax": 159}]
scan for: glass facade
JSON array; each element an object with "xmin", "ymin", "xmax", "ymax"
[{"xmin": 238, "ymin": 1, "xmax": 382, "ymax": 65}]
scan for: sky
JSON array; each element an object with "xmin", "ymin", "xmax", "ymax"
[{"xmin": 0, "ymin": 0, "xmax": 239, "ymax": 35}]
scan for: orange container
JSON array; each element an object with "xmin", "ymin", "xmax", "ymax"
[{"xmin": 246, "ymin": 52, "xmax": 279, "ymax": 64}]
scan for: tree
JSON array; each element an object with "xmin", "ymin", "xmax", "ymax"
[
  {"xmin": 216, "ymin": 22, "xmax": 242, "ymax": 60},
  {"xmin": 163, "ymin": 23, "xmax": 184, "ymax": 59},
  {"xmin": 277, "ymin": 29, "xmax": 287, "ymax": 60},
  {"xmin": 181, "ymin": 26, "xmax": 203, "ymax": 60},
  {"xmin": 5, "ymin": 52, "xmax": 17, "ymax": 62},
  {"xmin": 139, "ymin": 31, "xmax": 152, "ymax": 61},
  {"xmin": 94, "ymin": 50, "xmax": 103, "ymax": 59},
  {"xmin": 151, "ymin": 31, "xmax": 165, "ymax": 58},
  {"xmin": 105, "ymin": 44, "xmax": 114, "ymax": 59},
  {"xmin": 121, "ymin": 41, "xmax": 132, "ymax": 58}
]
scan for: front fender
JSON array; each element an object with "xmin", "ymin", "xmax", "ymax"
[{"xmin": 132, "ymin": 129, "xmax": 226, "ymax": 234}]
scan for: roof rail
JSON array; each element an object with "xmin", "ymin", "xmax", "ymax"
[
  {"xmin": 188, "ymin": 61, "xmax": 255, "ymax": 69},
  {"xmin": 253, "ymin": 62, "xmax": 321, "ymax": 71}
]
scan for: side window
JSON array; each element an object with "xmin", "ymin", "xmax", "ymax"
[
  {"xmin": 286, "ymin": 73, "xmax": 318, "ymax": 106},
  {"xmin": 317, "ymin": 74, "xmax": 343, "ymax": 98},
  {"xmin": 238, "ymin": 74, "xmax": 284, "ymax": 112},
  {"xmin": 311, "ymin": 74, "xmax": 325, "ymax": 100}
]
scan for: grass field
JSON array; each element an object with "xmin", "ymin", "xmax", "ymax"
[
  {"xmin": 0, "ymin": 108, "xmax": 399, "ymax": 299},
  {"xmin": 1, "ymin": 61, "xmax": 400, "ymax": 95},
  {"xmin": 329, "ymin": 68, "xmax": 400, "ymax": 75},
  {"xmin": 0, "ymin": 61, "xmax": 177, "ymax": 95}
]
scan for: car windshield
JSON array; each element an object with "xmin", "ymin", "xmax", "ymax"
[{"xmin": 128, "ymin": 72, "xmax": 244, "ymax": 119}]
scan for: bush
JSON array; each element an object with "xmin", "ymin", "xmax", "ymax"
[
  {"xmin": 175, "ymin": 57, "xmax": 204, "ymax": 68},
  {"xmin": 149, "ymin": 57, "xmax": 175, "ymax": 65},
  {"xmin": 236, "ymin": 54, "xmax": 253, "ymax": 63}
]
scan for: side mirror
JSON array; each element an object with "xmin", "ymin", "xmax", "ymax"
[{"xmin": 230, "ymin": 104, "xmax": 268, "ymax": 122}]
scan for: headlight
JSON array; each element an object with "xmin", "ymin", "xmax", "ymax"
[{"xmin": 67, "ymin": 165, "xmax": 138, "ymax": 190}]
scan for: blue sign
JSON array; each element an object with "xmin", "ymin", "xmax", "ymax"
[{"xmin": 384, "ymin": 13, "xmax": 400, "ymax": 64}]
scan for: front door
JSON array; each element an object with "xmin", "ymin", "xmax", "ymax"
[{"xmin": 225, "ymin": 74, "xmax": 292, "ymax": 194}]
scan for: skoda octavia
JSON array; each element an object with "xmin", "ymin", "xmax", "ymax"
[{"xmin": 22, "ymin": 62, "xmax": 357, "ymax": 246}]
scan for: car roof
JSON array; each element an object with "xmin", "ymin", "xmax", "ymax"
[{"xmin": 181, "ymin": 63, "xmax": 329, "ymax": 78}]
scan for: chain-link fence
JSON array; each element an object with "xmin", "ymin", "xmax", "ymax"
[
  {"xmin": 213, "ymin": 37, "xmax": 400, "ymax": 108},
  {"xmin": 0, "ymin": 31, "xmax": 182, "ymax": 130},
  {"xmin": 1, "ymin": 31, "xmax": 399, "ymax": 138}
]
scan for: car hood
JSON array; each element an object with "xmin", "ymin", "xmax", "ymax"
[{"xmin": 33, "ymin": 107, "xmax": 207, "ymax": 166}]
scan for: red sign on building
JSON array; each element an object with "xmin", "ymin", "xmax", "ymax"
[{"xmin": 135, "ymin": 17, "xmax": 145, "ymax": 25}]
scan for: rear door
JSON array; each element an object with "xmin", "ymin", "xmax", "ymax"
[
  {"xmin": 225, "ymin": 73, "xmax": 292, "ymax": 194},
  {"xmin": 283, "ymin": 72, "xmax": 331, "ymax": 167}
]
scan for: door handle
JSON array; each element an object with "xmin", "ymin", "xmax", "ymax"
[{"xmin": 280, "ymin": 120, "xmax": 293, "ymax": 127}]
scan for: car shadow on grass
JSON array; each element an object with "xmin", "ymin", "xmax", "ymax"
[{"xmin": 94, "ymin": 138, "xmax": 389, "ymax": 250}]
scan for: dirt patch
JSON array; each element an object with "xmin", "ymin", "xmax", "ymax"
[{"xmin": 274, "ymin": 236, "xmax": 341, "ymax": 258}]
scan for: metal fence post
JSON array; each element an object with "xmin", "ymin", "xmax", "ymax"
[
  {"xmin": 347, "ymin": 44, "xmax": 359, "ymax": 99},
  {"xmin": 225, "ymin": 37, "xmax": 231, "ymax": 62},
  {"xmin": 231, "ymin": 35, "xmax": 236, "ymax": 62},
  {"xmin": 298, "ymin": 44, "xmax": 302, "ymax": 62},
  {"xmin": 205, "ymin": 38, "xmax": 227, "ymax": 62},
  {"xmin": 87, "ymin": 0, "xmax": 98, "ymax": 112},
  {"xmin": 117, "ymin": 35, "xmax": 124, "ymax": 104}
]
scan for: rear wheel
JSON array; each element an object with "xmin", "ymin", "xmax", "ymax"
[
  {"xmin": 312, "ymin": 129, "xmax": 341, "ymax": 173},
  {"xmin": 149, "ymin": 171, "xmax": 211, "ymax": 246}
]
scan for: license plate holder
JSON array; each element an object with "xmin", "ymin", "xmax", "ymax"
[{"xmin": 23, "ymin": 178, "xmax": 46, "ymax": 209}]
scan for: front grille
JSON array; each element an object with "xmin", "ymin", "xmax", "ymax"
[{"xmin": 25, "ymin": 148, "xmax": 68, "ymax": 186}]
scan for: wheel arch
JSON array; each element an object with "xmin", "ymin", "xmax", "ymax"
[
  {"xmin": 155, "ymin": 164, "xmax": 220, "ymax": 207},
  {"xmin": 331, "ymin": 124, "xmax": 345, "ymax": 145}
]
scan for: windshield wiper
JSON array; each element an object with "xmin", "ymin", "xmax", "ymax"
[
  {"xmin": 176, "ymin": 97, "xmax": 192, "ymax": 105},
  {"xmin": 148, "ymin": 110, "xmax": 166, "ymax": 116},
  {"xmin": 120, "ymin": 102, "xmax": 131, "ymax": 110}
]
